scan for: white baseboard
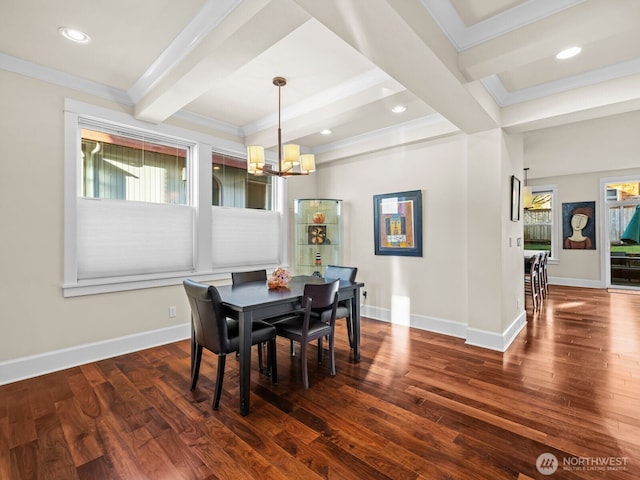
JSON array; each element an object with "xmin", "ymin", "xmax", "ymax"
[
  {"xmin": 361, "ymin": 305, "xmax": 467, "ymax": 339},
  {"xmin": 466, "ymin": 309, "xmax": 527, "ymax": 352},
  {"xmin": 361, "ymin": 304, "xmax": 527, "ymax": 352},
  {"xmin": 548, "ymin": 276, "xmax": 604, "ymax": 289},
  {"xmin": 0, "ymin": 323, "xmax": 191, "ymax": 386}
]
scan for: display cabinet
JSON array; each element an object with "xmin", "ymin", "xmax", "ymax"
[{"xmin": 293, "ymin": 199, "xmax": 342, "ymax": 276}]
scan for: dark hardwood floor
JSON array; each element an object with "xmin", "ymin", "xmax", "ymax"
[{"xmin": 1, "ymin": 285, "xmax": 639, "ymax": 479}]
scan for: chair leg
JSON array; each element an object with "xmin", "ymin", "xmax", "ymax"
[
  {"xmin": 300, "ymin": 342, "xmax": 309, "ymax": 390},
  {"xmin": 290, "ymin": 339, "xmax": 295, "ymax": 357},
  {"xmin": 212, "ymin": 354, "xmax": 226, "ymax": 410},
  {"xmin": 190, "ymin": 344, "xmax": 203, "ymax": 390},
  {"xmin": 317, "ymin": 337, "xmax": 323, "ymax": 363},
  {"xmin": 328, "ymin": 333, "xmax": 336, "ymax": 376},
  {"xmin": 268, "ymin": 339, "xmax": 277, "ymax": 384},
  {"xmin": 257, "ymin": 342, "xmax": 264, "ymax": 374}
]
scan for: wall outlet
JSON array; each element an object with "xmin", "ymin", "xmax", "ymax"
[{"xmin": 168, "ymin": 306, "xmax": 177, "ymax": 318}]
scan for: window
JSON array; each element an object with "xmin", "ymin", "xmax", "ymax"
[
  {"xmin": 524, "ymin": 185, "xmax": 558, "ymax": 259},
  {"xmin": 64, "ymin": 99, "xmax": 285, "ymax": 296},
  {"xmin": 212, "ymin": 153, "xmax": 273, "ymax": 209},
  {"xmin": 81, "ymin": 128, "xmax": 187, "ymax": 204},
  {"xmin": 75, "ymin": 120, "xmax": 196, "ymax": 281}
]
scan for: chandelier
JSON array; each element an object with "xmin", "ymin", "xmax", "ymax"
[
  {"xmin": 523, "ymin": 167, "xmax": 533, "ymax": 209},
  {"xmin": 246, "ymin": 77, "xmax": 315, "ymax": 177}
]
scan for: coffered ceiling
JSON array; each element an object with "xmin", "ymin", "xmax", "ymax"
[{"xmin": 1, "ymin": 0, "xmax": 639, "ymax": 163}]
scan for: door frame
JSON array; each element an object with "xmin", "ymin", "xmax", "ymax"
[{"xmin": 600, "ymin": 174, "xmax": 640, "ymax": 290}]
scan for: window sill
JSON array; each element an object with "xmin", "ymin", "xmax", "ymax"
[{"xmin": 62, "ymin": 271, "xmax": 229, "ymax": 297}]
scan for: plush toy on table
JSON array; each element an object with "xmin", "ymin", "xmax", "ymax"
[{"xmin": 268, "ymin": 267, "xmax": 291, "ymax": 289}]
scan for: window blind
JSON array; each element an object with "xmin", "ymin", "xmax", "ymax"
[
  {"xmin": 77, "ymin": 198, "xmax": 194, "ymax": 279},
  {"xmin": 211, "ymin": 206, "xmax": 281, "ymax": 268}
]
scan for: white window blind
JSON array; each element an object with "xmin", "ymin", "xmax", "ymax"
[
  {"xmin": 211, "ymin": 206, "xmax": 281, "ymax": 268},
  {"xmin": 77, "ymin": 198, "xmax": 194, "ymax": 279}
]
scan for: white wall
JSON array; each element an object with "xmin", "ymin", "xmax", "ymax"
[
  {"xmin": 314, "ymin": 138, "xmax": 470, "ymax": 325},
  {"xmin": 0, "ymin": 71, "xmax": 216, "ymax": 371}
]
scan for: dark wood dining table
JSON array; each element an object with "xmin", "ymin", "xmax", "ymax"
[{"xmin": 191, "ymin": 275, "xmax": 364, "ymax": 416}]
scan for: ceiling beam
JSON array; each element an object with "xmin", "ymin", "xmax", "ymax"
[
  {"xmin": 292, "ymin": 0, "xmax": 497, "ymax": 134},
  {"xmin": 134, "ymin": 0, "xmax": 310, "ymax": 123}
]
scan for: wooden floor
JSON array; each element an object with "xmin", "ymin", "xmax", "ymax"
[{"xmin": 1, "ymin": 285, "xmax": 639, "ymax": 479}]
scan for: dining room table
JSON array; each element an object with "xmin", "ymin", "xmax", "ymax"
[{"xmin": 191, "ymin": 274, "xmax": 365, "ymax": 416}]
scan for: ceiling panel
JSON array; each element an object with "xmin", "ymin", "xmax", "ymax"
[{"xmin": 1, "ymin": 0, "xmax": 639, "ymax": 160}]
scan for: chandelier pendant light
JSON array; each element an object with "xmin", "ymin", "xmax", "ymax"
[
  {"xmin": 523, "ymin": 167, "xmax": 533, "ymax": 209},
  {"xmin": 247, "ymin": 77, "xmax": 316, "ymax": 177}
]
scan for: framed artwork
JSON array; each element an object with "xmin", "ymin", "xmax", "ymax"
[
  {"xmin": 511, "ymin": 175, "xmax": 521, "ymax": 221},
  {"xmin": 562, "ymin": 201, "xmax": 596, "ymax": 249},
  {"xmin": 373, "ymin": 190, "xmax": 422, "ymax": 256},
  {"xmin": 307, "ymin": 225, "xmax": 327, "ymax": 244}
]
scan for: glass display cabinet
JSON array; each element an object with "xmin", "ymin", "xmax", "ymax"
[{"xmin": 293, "ymin": 199, "xmax": 342, "ymax": 276}]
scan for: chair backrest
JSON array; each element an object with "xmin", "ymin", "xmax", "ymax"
[
  {"xmin": 183, "ymin": 279, "xmax": 230, "ymax": 354},
  {"xmin": 529, "ymin": 254, "xmax": 540, "ymax": 277},
  {"xmin": 231, "ymin": 269, "xmax": 267, "ymax": 285},
  {"xmin": 324, "ymin": 265, "xmax": 358, "ymax": 282},
  {"xmin": 303, "ymin": 279, "xmax": 340, "ymax": 315}
]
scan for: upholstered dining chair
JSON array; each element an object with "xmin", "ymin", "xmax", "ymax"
[
  {"xmin": 231, "ymin": 269, "xmax": 267, "ymax": 285},
  {"xmin": 183, "ymin": 279, "xmax": 277, "ymax": 409},
  {"xmin": 231, "ymin": 269, "xmax": 269, "ymax": 372},
  {"xmin": 272, "ymin": 279, "xmax": 340, "ymax": 390},
  {"xmin": 525, "ymin": 254, "xmax": 541, "ymax": 313},
  {"xmin": 322, "ymin": 265, "xmax": 358, "ymax": 348},
  {"xmin": 539, "ymin": 252, "xmax": 549, "ymax": 297}
]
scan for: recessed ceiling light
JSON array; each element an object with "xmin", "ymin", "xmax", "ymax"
[
  {"xmin": 391, "ymin": 105, "xmax": 407, "ymax": 113},
  {"xmin": 556, "ymin": 46, "xmax": 581, "ymax": 60},
  {"xmin": 320, "ymin": 129, "xmax": 332, "ymax": 135},
  {"xmin": 58, "ymin": 27, "xmax": 91, "ymax": 44}
]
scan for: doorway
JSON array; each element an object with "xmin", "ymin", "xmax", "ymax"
[{"xmin": 604, "ymin": 179, "xmax": 640, "ymax": 289}]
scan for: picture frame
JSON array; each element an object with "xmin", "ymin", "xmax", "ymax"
[
  {"xmin": 373, "ymin": 190, "xmax": 422, "ymax": 256},
  {"xmin": 562, "ymin": 201, "xmax": 596, "ymax": 250},
  {"xmin": 511, "ymin": 175, "xmax": 521, "ymax": 222}
]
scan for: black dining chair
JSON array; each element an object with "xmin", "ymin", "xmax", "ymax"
[
  {"xmin": 272, "ymin": 279, "xmax": 340, "ymax": 389},
  {"xmin": 321, "ymin": 265, "xmax": 358, "ymax": 348},
  {"xmin": 231, "ymin": 269, "xmax": 269, "ymax": 372},
  {"xmin": 539, "ymin": 251, "xmax": 549, "ymax": 297},
  {"xmin": 525, "ymin": 254, "xmax": 541, "ymax": 313},
  {"xmin": 231, "ymin": 269, "xmax": 267, "ymax": 285},
  {"xmin": 183, "ymin": 279, "xmax": 277, "ymax": 410}
]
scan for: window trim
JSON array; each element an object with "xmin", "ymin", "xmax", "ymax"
[
  {"xmin": 525, "ymin": 183, "xmax": 559, "ymax": 262},
  {"xmin": 63, "ymin": 98, "xmax": 286, "ymax": 297}
]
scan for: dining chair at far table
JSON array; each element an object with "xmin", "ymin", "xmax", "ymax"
[
  {"xmin": 525, "ymin": 254, "xmax": 542, "ymax": 313},
  {"xmin": 539, "ymin": 251, "xmax": 549, "ymax": 298},
  {"xmin": 183, "ymin": 279, "xmax": 277, "ymax": 410},
  {"xmin": 272, "ymin": 279, "xmax": 340, "ymax": 390},
  {"xmin": 321, "ymin": 265, "xmax": 358, "ymax": 348}
]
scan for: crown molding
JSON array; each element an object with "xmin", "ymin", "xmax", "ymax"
[
  {"xmin": 483, "ymin": 58, "xmax": 640, "ymax": 106},
  {"xmin": 0, "ymin": 52, "xmax": 131, "ymax": 105},
  {"xmin": 420, "ymin": 0, "xmax": 585, "ymax": 51}
]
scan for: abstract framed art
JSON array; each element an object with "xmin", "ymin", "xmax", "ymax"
[{"xmin": 373, "ymin": 190, "xmax": 423, "ymax": 256}]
